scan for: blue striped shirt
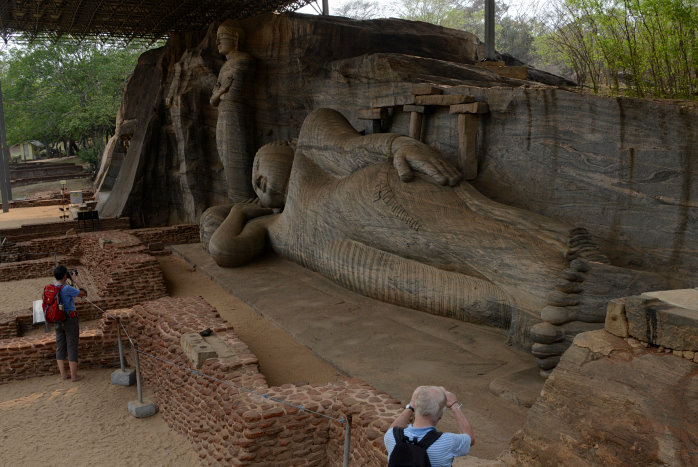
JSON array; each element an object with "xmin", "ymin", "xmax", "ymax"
[{"xmin": 384, "ymin": 425, "xmax": 471, "ymax": 467}]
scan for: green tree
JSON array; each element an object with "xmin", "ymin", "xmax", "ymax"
[
  {"xmin": 0, "ymin": 37, "xmax": 155, "ymax": 156},
  {"xmin": 334, "ymin": 0, "xmax": 387, "ymax": 19},
  {"xmin": 394, "ymin": 0, "xmax": 543, "ymax": 64},
  {"xmin": 544, "ymin": 0, "xmax": 697, "ymax": 98}
]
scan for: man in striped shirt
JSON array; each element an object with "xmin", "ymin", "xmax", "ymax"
[{"xmin": 384, "ymin": 386, "xmax": 475, "ymax": 466}]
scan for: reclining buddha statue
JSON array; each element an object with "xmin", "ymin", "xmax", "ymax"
[{"xmin": 201, "ymin": 108, "xmax": 667, "ymax": 373}]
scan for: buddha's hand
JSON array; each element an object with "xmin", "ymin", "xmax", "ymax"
[
  {"xmin": 233, "ymin": 198, "xmax": 274, "ymax": 220},
  {"xmin": 393, "ymin": 141, "xmax": 462, "ymax": 186}
]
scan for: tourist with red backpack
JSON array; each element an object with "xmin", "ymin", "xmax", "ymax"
[
  {"xmin": 384, "ymin": 386, "xmax": 475, "ymax": 466},
  {"xmin": 47, "ymin": 265, "xmax": 87, "ymax": 382}
]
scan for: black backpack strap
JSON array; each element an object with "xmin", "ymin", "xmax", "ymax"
[
  {"xmin": 417, "ymin": 430, "xmax": 442, "ymax": 449},
  {"xmin": 392, "ymin": 427, "xmax": 405, "ymax": 443}
]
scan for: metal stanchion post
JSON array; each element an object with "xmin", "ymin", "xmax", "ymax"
[
  {"xmin": 127, "ymin": 342, "xmax": 157, "ymax": 418},
  {"xmin": 111, "ymin": 318, "xmax": 135, "ymax": 386},
  {"xmin": 117, "ymin": 325, "xmax": 126, "ymax": 372},
  {"xmin": 343, "ymin": 415, "xmax": 352, "ymax": 467},
  {"xmin": 133, "ymin": 343, "xmax": 143, "ymax": 404}
]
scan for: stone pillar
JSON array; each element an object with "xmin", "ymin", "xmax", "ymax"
[
  {"xmin": 449, "ymin": 102, "xmax": 489, "ymax": 180},
  {"xmin": 404, "ymin": 105, "xmax": 425, "ymax": 141}
]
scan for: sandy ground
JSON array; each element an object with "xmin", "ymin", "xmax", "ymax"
[
  {"xmin": 0, "ymin": 368, "xmax": 200, "ymax": 466},
  {"xmin": 0, "ymin": 205, "xmax": 73, "ymax": 229},
  {"xmin": 0, "ymin": 277, "xmax": 54, "ymax": 314},
  {"xmin": 10, "ymin": 177, "xmax": 92, "ymax": 201}
]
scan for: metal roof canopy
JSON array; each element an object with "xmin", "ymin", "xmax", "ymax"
[{"xmin": 0, "ymin": 0, "xmax": 315, "ymax": 41}]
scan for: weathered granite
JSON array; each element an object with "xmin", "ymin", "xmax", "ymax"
[
  {"xmin": 604, "ymin": 297, "xmax": 629, "ymax": 337},
  {"xmin": 624, "ymin": 289, "xmax": 698, "ymax": 351},
  {"xmin": 506, "ymin": 329, "xmax": 698, "ymax": 466},
  {"xmin": 96, "ymin": 13, "xmax": 696, "ymax": 288}
]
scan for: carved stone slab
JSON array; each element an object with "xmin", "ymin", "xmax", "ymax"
[
  {"xmin": 180, "ymin": 332, "xmax": 218, "ymax": 368},
  {"xmin": 624, "ymin": 289, "xmax": 698, "ymax": 351}
]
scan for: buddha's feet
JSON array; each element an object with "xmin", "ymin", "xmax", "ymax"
[{"xmin": 530, "ymin": 228, "xmax": 668, "ymax": 376}]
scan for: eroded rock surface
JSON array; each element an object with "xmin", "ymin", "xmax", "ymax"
[{"xmin": 507, "ymin": 329, "xmax": 697, "ymax": 466}]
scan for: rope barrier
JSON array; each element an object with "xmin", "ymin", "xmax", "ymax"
[{"xmin": 81, "ymin": 297, "xmax": 345, "ymax": 424}]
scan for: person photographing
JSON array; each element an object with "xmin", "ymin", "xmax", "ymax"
[
  {"xmin": 52, "ymin": 265, "xmax": 87, "ymax": 382},
  {"xmin": 384, "ymin": 386, "xmax": 475, "ymax": 466}
]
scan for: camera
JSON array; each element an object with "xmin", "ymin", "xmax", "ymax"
[{"xmin": 67, "ymin": 269, "xmax": 78, "ymax": 277}]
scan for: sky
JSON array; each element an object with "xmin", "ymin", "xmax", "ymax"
[{"xmin": 296, "ymin": 0, "xmax": 547, "ymax": 18}]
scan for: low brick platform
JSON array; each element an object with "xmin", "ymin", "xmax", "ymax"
[
  {"xmin": 121, "ymin": 296, "xmax": 395, "ymax": 466},
  {"xmin": 0, "ymin": 313, "xmax": 124, "ymax": 382}
]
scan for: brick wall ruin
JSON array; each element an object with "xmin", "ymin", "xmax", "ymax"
[
  {"xmin": 120, "ymin": 296, "xmax": 396, "ymax": 465},
  {"xmin": 1, "ymin": 217, "xmax": 131, "ymax": 243},
  {"xmin": 0, "ymin": 226, "xmax": 398, "ymax": 465},
  {"xmin": 0, "ymin": 314, "xmax": 123, "ymax": 382}
]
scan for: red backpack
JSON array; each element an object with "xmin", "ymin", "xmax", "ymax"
[{"xmin": 42, "ymin": 284, "xmax": 66, "ymax": 323}]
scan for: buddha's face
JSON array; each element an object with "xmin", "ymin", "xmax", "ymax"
[
  {"xmin": 252, "ymin": 145, "xmax": 294, "ymax": 209},
  {"xmin": 216, "ymin": 30, "xmax": 238, "ymax": 55}
]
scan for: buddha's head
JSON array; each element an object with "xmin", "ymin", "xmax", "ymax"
[
  {"xmin": 252, "ymin": 141, "xmax": 295, "ymax": 209},
  {"xmin": 216, "ymin": 20, "xmax": 244, "ymax": 55}
]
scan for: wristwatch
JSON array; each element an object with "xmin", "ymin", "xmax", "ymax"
[{"xmin": 405, "ymin": 404, "xmax": 414, "ymax": 412}]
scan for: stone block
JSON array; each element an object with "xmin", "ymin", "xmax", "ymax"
[
  {"xmin": 474, "ymin": 62, "xmax": 528, "ymax": 80},
  {"xmin": 642, "ymin": 288, "xmax": 698, "ymax": 311},
  {"xmin": 625, "ymin": 291, "xmax": 698, "ymax": 351},
  {"xmin": 604, "ymin": 298, "xmax": 628, "ymax": 338},
  {"xmin": 128, "ymin": 399, "xmax": 158, "ymax": 418},
  {"xmin": 449, "ymin": 102, "xmax": 490, "ymax": 114},
  {"xmin": 148, "ymin": 242, "xmax": 164, "ymax": 251},
  {"xmin": 415, "ymin": 94, "xmax": 474, "ymax": 106},
  {"xmin": 370, "ymin": 95, "xmax": 414, "ymax": 108},
  {"xmin": 111, "ymin": 368, "xmax": 137, "ymax": 386},
  {"xmin": 411, "ymin": 84, "xmax": 442, "ymax": 95},
  {"xmin": 402, "ymin": 104, "xmax": 426, "ymax": 113},
  {"xmin": 357, "ymin": 108, "xmax": 386, "ymax": 120},
  {"xmin": 181, "ymin": 332, "xmax": 218, "ymax": 368}
]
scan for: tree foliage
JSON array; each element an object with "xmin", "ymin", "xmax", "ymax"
[
  {"xmin": 334, "ymin": 0, "xmax": 388, "ymax": 19},
  {"xmin": 544, "ymin": 0, "xmax": 697, "ymax": 98},
  {"xmin": 394, "ymin": 0, "xmax": 544, "ymax": 66},
  {"xmin": 0, "ymin": 37, "xmax": 154, "ymax": 155}
]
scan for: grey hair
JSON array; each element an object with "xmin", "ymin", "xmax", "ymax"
[{"xmin": 414, "ymin": 386, "xmax": 446, "ymax": 421}]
